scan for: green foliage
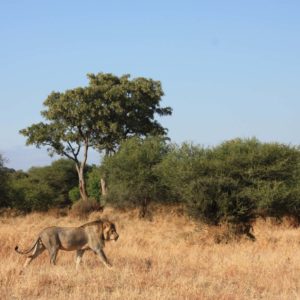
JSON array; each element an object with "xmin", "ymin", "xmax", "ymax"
[
  {"xmin": 213, "ymin": 139, "xmax": 300, "ymax": 221},
  {"xmin": 87, "ymin": 73, "xmax": 172, "ymax": 153},
  {"xmin": 158, "ymin": 143, "xmax": 223, "ymax": 224},
  {"xmin": 9, "ymin": 159, "xmax": 78, "ymax": 212},
  {"xmin": 20, "ymin": 73, "xmax": 172, "ymax": 154},
  {"xmin": 210, "ymin": 139, "xmax": 260, "ymax": 224},
  {"xmin": 248, "ymin": 143, "xmax": 300, "ymax": 219},
  {"xmin": 5, "ymin": 134, "xmax": 300, "ymax": 224},
  {"xmin": 101, "ymin": 136, "xmax": 170, "ymax": 215},
  {"xmin": 10, "ymin": 175, "xmax": 56, "ymax": 212},
  {"xmin": 68, "ymin": 186, "xmax": 80, "ymax": 203},
  {"xmin": 0, "ymin": 154, "xmax": 10, "ymax": 208},
  {"xmin": 86, "ymin": 166, "xmax": 102, "ymax": 201},
  {"xmin": 158, "ymin": 138, "xmax": 300, "ymax": 226}
]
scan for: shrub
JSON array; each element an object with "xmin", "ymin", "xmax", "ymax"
[
  {"xmin": 70, "ymin": 199, "xmax": 103, "ymax": 219},
  {"xmin": 0, "ymin": 153, "xmax": 11, "ymax": 208},
  {"xmin": 68, "ymin": 186, "xmax": 80, "ymax": 203},
  {"xmin": 8, "ymin": 159, "xmax": 79, "ymax": 212},
  {"xmin": 101, "ymin": 136, "xmax": 170, "ymax": 217},
  {"xmin": 158, "ymin": 143, "xmax": 223, "ymax": 224},
  {"xmin": 10, "ymin": 175, "xmax": 56, "ymax": 212},
  {"xmin": 159, "ymin": 138, "xmax": 300, "ymax": 236},
  {"xmin": 86, "ymin": 166, "xmax": 102, "ymax": 202}
]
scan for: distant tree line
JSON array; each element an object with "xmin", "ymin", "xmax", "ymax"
[
  {"xmin": 99, "ymin": 137, "xmax": 300, "ymax": 227},
  {"xmin": 1, "ymin": 137, "xmax": 300, "ymax": 230}
]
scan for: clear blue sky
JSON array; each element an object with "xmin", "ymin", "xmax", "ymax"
[{"xmin": 1, "ymin": 1, "xmax": 299, "ymax": 170}]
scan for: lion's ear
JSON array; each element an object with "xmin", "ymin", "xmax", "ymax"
[{"xmin": 103, "ymin": 222, "xmax": 110, "ymax": 230}]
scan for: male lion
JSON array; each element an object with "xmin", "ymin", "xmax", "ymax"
[{"xmin": 15, "ymin": 219, "xmax": 119, "ymax": 270}]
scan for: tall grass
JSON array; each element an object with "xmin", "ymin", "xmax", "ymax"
[{"xmin": 1, "ymin": 206, "xmax": 300, "ymax": 299}]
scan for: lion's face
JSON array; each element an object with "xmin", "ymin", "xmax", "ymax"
[{"xmin": 103, "ymin": 222, "xmax": 119, "ymax": 241}]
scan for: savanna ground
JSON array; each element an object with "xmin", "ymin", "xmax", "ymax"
[{"xmin": 1, "ymin": 205, "xmax": 300, "ymax": 300}]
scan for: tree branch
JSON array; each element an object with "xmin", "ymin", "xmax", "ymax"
[
  {"xmin": 62, "ymin": 150, "xmax": 78, "ymax": 163},
  {"xmin": 67, "ymin": 141, "xmax": 80, "ymax": 161}
]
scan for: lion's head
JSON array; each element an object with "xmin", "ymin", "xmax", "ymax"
[{"xmin": 103, "ymin": 221, "xmax": 119, "ymax": 241}]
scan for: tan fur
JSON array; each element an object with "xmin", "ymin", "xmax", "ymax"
[{"xmin": 15, "ymin": 219, "xmax": 119, "ymax": 270}]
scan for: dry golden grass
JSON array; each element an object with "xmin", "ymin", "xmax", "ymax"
[{"xmin": 1, "ymin": 206, "xmax": 300, "ymax": 300}]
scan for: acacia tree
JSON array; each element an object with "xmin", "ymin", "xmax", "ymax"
[{"xmin": 20, "ymin": 73, "xmax": 172, "ymax": 201}]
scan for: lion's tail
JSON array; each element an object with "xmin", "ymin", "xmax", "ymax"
[{"xmin": 15, "ymin": 238, "xmax": 40, "ymax": 255}]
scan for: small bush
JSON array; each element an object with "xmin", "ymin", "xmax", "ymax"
[
  {"xmin": 213, "ymin": 223, "xmax": 255, "ymax": 244},
  {"xmin": 70, "ymin": 199, "xmax": 103, "ymax": 219},
  {"xmin": 87, "ymin": 166, "xmax": 102, "ymax": 201},
  {"xmin": 68, "ymin": 186, "xmax": 80, "ymax": 203}
]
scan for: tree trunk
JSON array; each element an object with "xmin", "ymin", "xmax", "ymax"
[
  {"xmin": 75, "ymin": 140, "xmax": 89, "ymax": 201},
  {"xmin": 139, "ymin": 197, "xmax": 149, "ymax": 218},
  {"xmin": 100, "ymin": 178, "xmax": 107, "ymax": 196},
  {"xmin": 76, "ymin": 164, "xmax": 88, "ymax": 201}
]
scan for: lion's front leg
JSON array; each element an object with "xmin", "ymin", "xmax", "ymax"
[{"xmin": 94, "ymin": 248, "xmax": 112, "ymax": 269}]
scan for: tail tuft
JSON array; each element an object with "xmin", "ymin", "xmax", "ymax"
[{"xmin": 14, "ymin": 238, "xmax": 39, "ymax": 255}]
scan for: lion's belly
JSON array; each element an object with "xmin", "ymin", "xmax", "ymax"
[{"xmin": 57, "ymin": 228, "xmax": 89, "ymax": 251}]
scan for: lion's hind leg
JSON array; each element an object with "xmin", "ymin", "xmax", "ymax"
[
  {"xmin": 75, "ymin": 249, "xmax": 85, "ymax": 270},
  {"xmin": 23, "ymin": 241, "xmax": 45, "ymax": 269}
]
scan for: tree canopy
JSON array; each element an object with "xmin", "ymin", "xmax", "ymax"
[{"xmin": 20, "ymin": 72, "xmax": 172, "ymax": 201}]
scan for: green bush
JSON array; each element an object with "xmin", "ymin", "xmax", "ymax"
[
  {"xmin": 158, "ymin": 138, "xmax": 300, "ymax": 229},
  {"xmin": 251, "ymin": 143, "xmax": 300, "ymax": 219},
  {"xmin": 10, "ymin": 175, "xmax": 56, "ymax": 212},
  {"xmin": 101, "ymin": 136, "xmax": 170, "ymax": 217},
  {"xmin": 158, "ymin": 143, "xmax": 223, "ymax": 224},
  {"xmin": 0, "ymin": 154, "xmax": 11, "ymax": 208},
  {"xmin": 214, "ymin": 139, "xmax": 300, "ymax": 222},
  {"xmin": 8, "ymin": 159, "xmax": 79, "ymax": 212},
  {"xmin": 68, "ymin": 186, "xmax": 80, "ymax": 203},
  {"xmin": 86, "ymin": 166, "xmax": 102, "ymax": 202}
]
